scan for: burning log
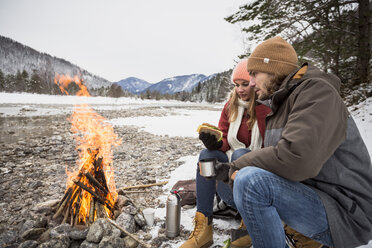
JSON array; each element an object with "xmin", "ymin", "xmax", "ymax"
[
  {"xmin": 53, "ymin": 75, "xmax": 122, "ymax": 227},
  {"xmin": 85, "ymin": 172, "xmax": 109, "ymax": 195},
  {"xmin": 53, "ymin": 154, "xmax": 117, "ymax": 226}
]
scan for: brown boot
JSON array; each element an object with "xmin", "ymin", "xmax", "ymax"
[
  {"xmin": 230, "ymin": 220, "xmax": 252, "ymax": 248},
  {"xmin": 179, "ymin": 212, "xmax": 213, "ymax": 248},
  {"xmin": 284, "ymin": 224, "xmax": 323, "ymax": 248}
]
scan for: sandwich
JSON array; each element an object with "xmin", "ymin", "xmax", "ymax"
[{"xmin": 197, "ymin": 123, "xmax": 223, "ymax": 141}]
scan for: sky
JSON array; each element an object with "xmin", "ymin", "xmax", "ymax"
[{"xmin": 0, "ymin": 0, "xmax": 250, "ymax": 83}]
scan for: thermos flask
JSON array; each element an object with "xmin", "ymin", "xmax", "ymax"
[{"xmin": 166, "ymin": 190, "xmax": 181, "ymax": 237}]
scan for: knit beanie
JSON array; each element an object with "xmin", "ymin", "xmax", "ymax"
[
  {"xmin": 231, "ymin": 59, "xmax": 250, "ymax": 83},
  {"xmin": 247, "ymin": 36, "xmax": 298, "ymax": 77}
]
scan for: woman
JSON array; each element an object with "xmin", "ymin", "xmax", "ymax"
[{"xmin": 180, "ymin": 59, "xmax": 271, "ymax": 248}]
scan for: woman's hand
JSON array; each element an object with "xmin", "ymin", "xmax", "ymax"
[{"xmin": 199, "ymin": 132, "xmax": 223, "ymax": 150}]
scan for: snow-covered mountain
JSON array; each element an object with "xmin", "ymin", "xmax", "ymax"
[
  {"xmin": 114, "ymin": 77, "xmax": 151, "ymax": 94},
  {"xmin": 0, "ymin": 35, "xmax": 112, "ymax": 89},
  {"xmin": 142, "ymin": 74, "xmax": 207, "ymax": 94}
]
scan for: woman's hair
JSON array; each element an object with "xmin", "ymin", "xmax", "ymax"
[{"xmin": 227, "ymin": 87, "xmax": 257, "ymax": 130}]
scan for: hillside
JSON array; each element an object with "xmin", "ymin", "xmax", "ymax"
[{"xmin": 0, "ymin": 35, "xmax": 112, "ymax": 90}]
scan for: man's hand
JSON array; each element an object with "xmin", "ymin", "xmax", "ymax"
[
  {"xmin": 199, "ymin": 132, "xmax": 223, "ymax": 150},
  {"xmin": 228, "ymin": 166, "xmax": 239, "ymax": 188},
  {"xmin": 231, "ymin": 170, "xmax": 239, "ymax": 181},
  {"xmin": 214, "ymin": 162, "xmax": 230, "ymax": 182}
]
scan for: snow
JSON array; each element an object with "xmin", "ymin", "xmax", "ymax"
[
  {"xmin": 110, "ymin": 109, "xmax": 221, "ymax": 138},
  {"xmin": 1, "ymin": 92, "xmax": 371, "ymax": 247}
]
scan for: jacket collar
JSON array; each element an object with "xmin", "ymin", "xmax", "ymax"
[{"xmin": 266, "ymin": 63, "xmax": 308, "ymax": 112}]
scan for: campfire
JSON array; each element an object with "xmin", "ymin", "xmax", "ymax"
[{"xmin": 53, "ymin": 75, "xmax": 122, "ymax": 226}]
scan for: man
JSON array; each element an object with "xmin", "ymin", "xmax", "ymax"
[{"xmin": 229, "ymin": 36, "xmax": 372, "ymax": 248}]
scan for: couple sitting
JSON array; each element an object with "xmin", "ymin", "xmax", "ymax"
[{"xmin": 180, "ymin": 37, "xmax": 372, "ymax": 248}]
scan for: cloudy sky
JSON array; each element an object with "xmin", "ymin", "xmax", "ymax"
[{"xmin": 0, "ymin": 0, "xmax": 250, "ymax": 83}]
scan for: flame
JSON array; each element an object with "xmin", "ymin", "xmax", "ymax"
[{"xmin": 55, "ymin": 74, "xmax": 121, "ymax": 224}]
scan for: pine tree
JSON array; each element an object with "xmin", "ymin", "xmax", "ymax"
[
  {"xmin": 0, "ymin": 70, "xmax": 4, "ymax": 91},
  {"xmin": 29, "ymin": 72, "xmax": 44, "ymax": 94},
  {"xmin": 225, "ymin": 0, "xmax": 371, "ymax": 90}
]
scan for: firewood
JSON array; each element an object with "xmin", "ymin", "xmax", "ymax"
[
  {"xmin": 53, "ymin": 188, "xmax": 73, "ymax": 219},
  {"xmin": 89, "ymin": 198, "xmax": 95, "ymax": 224},
  {"xmin": 120, "ymin": 181, "xmax": 168, "ymax": 190},
  {"xmin": 85, "ymin": 172, "xmax": 108, "ymax": 195},
  {"xmin": 62, "ymin": 201, "xmax": 71, "ymax": 224},
  {"xmin": 73, "ymin": 179, "xmax": 113, "ymax": 210},
  {"xmin": 56, "ymin": 187, "xmax": 73, "ymax": 210},
  {"xmin": 121, "ymin": 190, "xmax": 147, "ymax": 194},
  {"xmin": 73, "ymin": 194, "xmax": 82, "ymax": 226},
  {"xmin": 107, "ymin": 218, "xmax": 151, "ymax": 248}
]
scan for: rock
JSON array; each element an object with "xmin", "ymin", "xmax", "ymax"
[
  {"xmin": 122, "ymin": 205, "xmax": 138, "ymax": 215},
  {"xmin": 38, "ymin": 228, "xmax": 51, "ymax": 243},
  {"xmin": 37, "ymin": 238, "xmax": 69, "ymax": 248},
  {"xmin": 143, "ymin": 233, "xmax": 152, "ymax": 241},
  {"xmin": 116, "ymin": 212, "xmax": 137, "ymax": 234},
  {"xmin": 21, "ymin": 228, "xmax": 46, "ymax": 240},
  {"xmin": 80, "ymin": 240, "xmax": 99, "ymax": 248},
  {"xmin": 123, "ymin": 236, "xmax": 139, "ymax": 248},
  {"xmin": 68, "ymin": 227, "xmax": 89, "ymax": 240},
  {"xmin": 31, "ymin": 199, "xmax": 59, "ymax": 213},
  {"xmin": 20, "ymin": 220, "xmax": 36, "ymax": 235},
  {"xmin": 115, "ymin": 194, "xmax": 129, "ymax": 209},
  {"xmin": 0, "ymin": 230, "xmax": 18, "ymax": 246},
  {"xmin": 18, "ymin": 240, "xmax": 39, "ymax": 248},
  {"xmin": 151, "ymin": 235, "xmax": 169, "ymax": 247},
  {"xmin": 111, "ymin": 227, "xmax": 122, "ymax": 238},
  {"xmin": 98, "ymin": 236, "xmax": 125, "ymax": 248},
  {"xmin": 134, "ymin": 213, "xmax": 146, "ymax": 227},
  {"xmin": 86, "ymin": 218, "xmax": 112, "ymax": 243},
  {"xmin": 69, "ymin": 240, "xmax": 82, "ymax": 248},
  {"xmin": 34, "ymin": 216, "xmax": 48, "ymax": 228},
  {"xmin": 50, "ymin": 224, "xmax": 73, "ymax": 238}
]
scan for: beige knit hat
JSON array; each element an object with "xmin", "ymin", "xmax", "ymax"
[
  {"xmin": 247, "ymin": 36, "xmax": 298, "ymax": 77},
  {"xmin": 231, "ymin": 59, "xmax": 250, "ymax": 83}
]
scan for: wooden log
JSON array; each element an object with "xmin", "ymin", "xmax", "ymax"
[
  {"xmin": 89, "ymin": 198, "xmax": 95, "ymax": 224},
  {"xmin": 121, "ymin": 190, "xmax": 147, "ymax": 194},
  {"xmin": 85, "ymin": 172, "xmax": 108, "ymax": 195},
  {"xmin": 53, "ymin": 188, "xmax": 73, "ymax": 219},
  {"xmin": 61, "ymin": 187, "xmax": 81, "ymax": 224},
  {"xmin": 120, "ymin": 181, "xmax": 168, "ymax": 190},
  {"xmin": 107, "ymin": 218, "xmax": 151, "ymax": 248},
  {"xmin": 94, "ymin": 157, "xmax": 103, "ymax": 169},
  {"xmin": 95, "ymin": 200, "xmax": 102, "ymax": 219},
  {"xmin": 56, "ymin": 187, "xmax": 73, "ymax": 210},
  {"xmin": 73, "ymin": 194, "xmax": 82, "ymax": 226},
  {"xmin": 73, "ymin": 179, "xmax": 113, "ymax": 210},
  {"xmin": 62, "ymin": 200, "xmax": 72, "ymax": 224}
]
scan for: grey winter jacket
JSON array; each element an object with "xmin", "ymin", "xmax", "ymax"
[{"xmin": 232, "ymin": 63, "xmax": 372, "ymax": 248}]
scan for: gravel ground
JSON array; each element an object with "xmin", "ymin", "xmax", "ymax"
[{"xmin": 0, "ymin": 105, "xmax": 205, "ymax": 247}]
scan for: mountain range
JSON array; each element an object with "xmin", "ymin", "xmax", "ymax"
[
  {"xmin": 115, "ymin": 74, "xmax": 216, "ymax": 95},
  {"xmin": 0, "ymin": 35, "xmax": 228, "ymax": 100}
]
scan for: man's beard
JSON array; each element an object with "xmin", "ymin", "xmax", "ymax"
[{"xmin": 258, "ymin": 92, "xmax": 270, "ymax": 100}]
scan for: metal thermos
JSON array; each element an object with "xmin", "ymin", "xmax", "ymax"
[{"xmin": 165, "ymin": 190, "xmax": 181, "ymax": 238}]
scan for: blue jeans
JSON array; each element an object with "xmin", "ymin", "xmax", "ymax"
[
  {"xmin": 233, "ymin": 166, "xmax": 334, "ymax": 248},
  {"xmin": 196, "ymin": 148, "xmax": 250, "ymax": 217}
]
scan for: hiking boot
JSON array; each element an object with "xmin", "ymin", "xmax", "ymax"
[
  {"xmin": 284, "ymin": 224, "xmax": 323, "ymax": 248},
  {"xmin": 179, "ymin": 212, "xmax": 213, "ymax": 248},
  {"xmin": 230, "ymin": 220, "xmax": 252, "ymax": 248}
]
